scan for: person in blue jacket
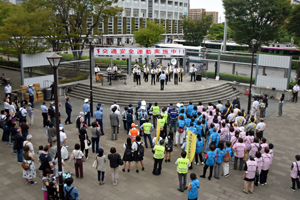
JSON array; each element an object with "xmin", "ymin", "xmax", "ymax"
[
  {"xmin": 187, "ymin": 173, "xmax": 200, "ymax": 200},
  {"xmin": 194, "ymin": 134, "xmax": 204, "ymax": 165},
  {"xmin": 191, "ymin": 106, "xmax": 198, "ymax": 117},
  {"xmin": 200, "ymin": 144, "xmax": 217, "ymax": 180},
  {"xmin": 204, "ymin": 124, "xmax": 215, "ymax": 153},
  {"xmin": 187, "ymin": 101, "xmax": 194, "ymax": 116},
  {"xmin": 210, "ymin": 127, "xmax": 220, "ymax": 147},
  {"xmin": 64, "ymin": 177, "xmax": 79, "ymax": 200},
  {"xmin": 195, "ymin": 120, "xmax": 203, "ymax": 137},
  {"xmin": 179, "ymin": 108, "xmax": 186, "ymax": 120},
  {"xmin": 126, "ymin": 110, "xmax": 133, "ymax": 132},
  {"xmin": 214, "ymin": 142, "xmax": 225, "ymax": 179},
  {"xmin": 179, "ymin": 103, "xmax": 186, "ymax": 114}
]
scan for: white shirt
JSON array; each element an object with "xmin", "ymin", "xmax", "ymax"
[
  {"xmin": 152, "ymin": 137, "xmax": 163, "ymax": 147},
  {"xmin": 9, "ymin": 104, "xmax": 16, "ymax": 117},
  {"xmin": 156, "ymin": 68, "xmax": 161, "ymax": 72},
  {"xmin": 293, "ymin": 85, "xmax": 299, "ymax": 92},
  {"xmin": 20, "ymin": 107, "xmax": 27, "ymax": 116},
  {"xmin": 136, "ymin": 69, "xmax": 141, "ymax": 75},
  {"xmin": 174, "ymin": 68, "xmax": 180, "ymax": 73},
  {"xmin": 72, "ymin": 150, "xmax": 84, "ymax": 159},
  {"xmin": 144, "ymin": 67, "xmax": 149, "ymax": 73},
  {"xmin": 216, "ymin": 104, "xmax": 223, "ymax": 111},
  {"xmin": 227, "ymin": 113, "xmax": 234, "ymax": 121},
  {"xmin": 151, "ymin": 69, "xmax": 157, "ymax": 74},
  {"xmin": 133, "ymin": 68, "xmax": 137, "ymax": 73},
  {"xmin": 4, "ymin": 102, "xmax": 10, "ymax": 110},
  {"xmin": 113, "ymin": 66, "xmax": 118, "ymax": 71},
  {"xmin": 60, "ymin": 131, "xmax": 67, "ymax": 143},
  {"xmin": 107, "ymin": 67, "xmax": 112, "ymax": 71},
  {"xmin": 94, "ymin": 67, "xmax": 100, "ymax": 73},
  {"xmin": 168, "ymin": 66, "xmax": 173, "ymax": 72},
  {"xmin": 110, "ymin": 104, "xmax": 120, "ymax": 111},
  {"xmin": 252, "ymin": 100, "xmax": 259, "ymax": 111},
  {"xmin": 5, "ymin": 85, "xmax": 12, "ymax": 93},
  {"xmin": 23, "ymin": 141, "xmax": 34, "ymax": 156},
  {"xmin": 189, "ymin": 67, "xmax": 197, "ymax": 73},
  {"xmin": 131, "ymin": 141, "xmax": 143, "ymax": 151},
  {"xmin": 256, "ymin": 122, "xmax": 266, "ymax": 131}
]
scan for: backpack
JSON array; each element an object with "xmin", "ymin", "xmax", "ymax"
[
  {"xmin": 166, "ymin": 139, "xmax": 173, "ymax": 150},
  {"xmin": 16, "ymin": 110, "xmax": 23, "ymax": 121},
  {"xmin": 76, "ymin": 117, "xmax": 81, "ymax": 128},
  {"xmin": 125, "ymin": 144, "xmax": 132, "ymax": 157},
  {"xmin": 178, "ymin": 127, "xmax": 184, "ymax": 133},
  {"xmin": 64, "ymin": 186, "xmax": 74, "ymax": 200},
  {"xmin": 136, "ymin": 142, "xmax": 144, "ymax": 157}
]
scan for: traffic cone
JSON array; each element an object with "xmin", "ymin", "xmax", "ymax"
[{"xmin": 245, "ymin": 88, "xmax": 249, "ymax": 95}]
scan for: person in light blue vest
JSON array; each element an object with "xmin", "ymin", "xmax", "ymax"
[
  {"xmin": 83, "ymin": 98, "xmax": 91, "ymax": 126},
  {"xmin": 195, "ymin": 120, "xmax": 203, "ymax": 137},
  {"xmin": 179, "ymin": 103, "xmax": 186, "ymax": 114},
  {"xmin": 179, "ymin": 109, "xmax": 186, "ymax": 120},
  {"xmin": 139, "ymin": 106, "xmax": 148, "ymax": 127},
  {"xmin": 187, "ymin": 173, "xmax": 200, "ymax": 200},
  {"xmin": 200, "ymin": 144, "xmax": 217, "ymax": 181},
  {"xmin": 194, "ymin": 134, "xmax": 204, "ymax": 165},
  {"xmin": 191, "ymin": 106, "xmax": 198, "ymax": 118},
  {"xmin": 186, "ymin": 101, "xmax": 194, "ymax": 116},
  {"xmin": 188, "ymin": 122, "xmax": 197, "ymax": 135},
  {"xmin": 214, "ymin": 142, "xmax": 225, "ymax": 179},
  {"xmin": 175, "ymin": 115, "xmax": 186, "ymax": 147},
  {"xmin": 210, "ymin": 127, "xmax": 220, "ymax": 147},
  {"xmin": 204, "ymin": 123, "xmax": 215, "ymax": 153}
]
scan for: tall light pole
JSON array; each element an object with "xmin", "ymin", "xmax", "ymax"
[
  {"xmin": 46, "ymin": 53, "xmax": 63, "ymax": 199},
  {"xmin": 247, "ymin": 39, "xmax": 257, "ymax": 116},
  {"xmin": 88, "ymin": 36, "xmax": 94, "ymax": 117}
]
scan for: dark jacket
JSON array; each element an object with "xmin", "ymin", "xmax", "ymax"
[
  {"xmin": 14, "ymin": 134, "xmax": 25, "ymax": 149},
  {"xmin": 108, "ymin": 153, "xmax": 121, "ymax": 168},
  {"xmin": 232, "ymin": 99, "xmax": 240, "ymax": 109},
  {"xmin": 65, "ymin": 101, "xmax": 72, "ymax": 114}
]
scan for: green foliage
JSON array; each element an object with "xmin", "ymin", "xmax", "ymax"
[
  {"xmin": 203, "ymin": 71, "xmax": 255, "ymax": 84},
  {"xmin": 287, "ymin": 4, "xmax": 300, "ymax": 40},
  {"xmin": 133, "ymin": 19, "xmax": 165, "ymax": 47},
  {"xmin": 182, "ymin": 15, "xmax": 213, "ymax": 46},
  {"xmin": 206, "ymin": 23, "xmax": 232, "ymax": 40},
  {"xmin": 0, "ymin": 60, "xmax": 20, "ymax": 68},
  {"xmin": 223, "ymin": 0, "xmax": 292, "ymax": 52},
  {"xmin": 60, "ymin": 72, "xmax": 88, "ymax": 84}
]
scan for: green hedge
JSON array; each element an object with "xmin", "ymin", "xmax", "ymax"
[
  {"xmin": 0, "ymin": 60, "xmax": 20, "ymax": 68},
  {"xmin": 203, "ymin": 71, "xmax": 255, "ymax": 84},
  {"xmin": 60, "ymin": 72, "xmax": 88, "ymax": 84}
]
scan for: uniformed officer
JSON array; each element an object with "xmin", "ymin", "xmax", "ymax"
[
  {"xmin": 136, "ymin": 67, "xmax": 141, "ymax": 85},
  {"xmin": 233, "ymin": 112, "xmax": 246, "ymax": 127},
  {"xmin": 140, "ymin": 118, "xmax": 154, "ymax": 148},
  {"xmin": 151, "ymin": 67, "xmax": 156, "ymax": 85},
  {"xmin": 179, "ymin": 66, "xmax": 183, "ymax": 82},
  {"xmin": 158, "ymin": 114, "xmax": 166, "ymax": 139},
  {"xmin": 245, "ymin": 117, "xmax": 256, "ymax": 132},
  {"xmin": 175, "ymin": 151, "xmax": 191, "ymax": 192},
  {"xmin": 135, "ymin": 102, "xmax": 141, "ymax": 120},
  {"xmin": 189, "ymin": 64, "xmax": 197, "ymax": 82},
  {"xmin": 159, "ymin": 71, "xmax": 167, "ymax": 90},
  {"xmin": 144, "ymin": 65, "xmax": 149, "ymax": 82},
  {"xmin": 174, "ymin": 66, "xmax": 180, "ymax": 85},
  {"xmin": 163, "ymin": 67, "xmax": 168, "ymax": 85},
  {"xmin": 156, "ymin": 65, "xmax": 161, "ymax": 82},
  {"xmin": 152, "ymin": 139, "xmax": 165, "ymax": 176}
]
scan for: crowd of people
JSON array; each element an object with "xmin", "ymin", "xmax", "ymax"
[{"xmin": 1, "ymin": 89, "xmax": 300, "ymax": 200}]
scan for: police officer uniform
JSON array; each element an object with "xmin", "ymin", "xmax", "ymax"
[{"xmin": 151, "ymin": 67, "xmax": 156, "ymax": 85}]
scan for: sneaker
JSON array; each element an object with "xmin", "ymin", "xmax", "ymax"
[
  {"xmin": 142, "ymin": 167, "xmax": 144, "ymax": 171},
  {"xmin": 6, "ymin": 144, "xmax": 9, "ymax": 146},
  {"xmin": 86, "ymin": 157, "xmax": 88, "ymax": 160},
  {"xmin": 225, "ymin": 174, "xmax": 229, "ymax": 177},
  {"xmin": 30, "ymin": 181, "xmax": 37, "ymax": 185},
  {"xmin": 66, "ymin": 146, "xmax": 69, "ymax": 148},
  {"xmin": 194, "ymin": 162, "xmax": 197, "ymax": 164},
  {"xmin": 201, "ymin": 162, "xmax": 204, "ymax": 165},
  {"xmin": 165, "ymin": 159, "xmax": 168, "ymax": 163},
  {"xmin": 200, "ymin": 175, "xmax": 205, "ymax": 178},
  {"xmin": 265, "ymin": 182, "xmax": 267, "ymax": 185},
  {"xmin": 290, "ymin": 187, "xmax": 295, "ymax": 192},
  {"xmin": 261, "ymin": 183, "xmax": 264, "ymax": 186},
  {"xmin": 197, "ymin": 163, "xmax": 200, "ymax": 165},
  {"xmin": 258, "ymin": 182, "xmax": 260, "ymax": 184}
]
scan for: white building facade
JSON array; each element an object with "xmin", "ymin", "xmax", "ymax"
[{"xmin": 94, "ymin": 0, "xmax": 189, "ymax": 45}]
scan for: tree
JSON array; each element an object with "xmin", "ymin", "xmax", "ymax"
[
  {"xmin": 0, "ymin": 4, "xmax": 49, "ymax": 60},
  {"xmin": 223, "ymin": 0, "xmax": 292, "ymax": 52},
  {"xmin": 206, "ymin": 23, "xmax": 232, "ymax": 40},
  {"xmin": 287, "ymin": 4, "xmax": 300, "ymax": 43},
  {"xmin": 133, "ymin": 20, "xmax": 165, "ymax": 48},
  {"xmin": 182, "ymin": 14, "xmax": 213, "ymax": 46},
  {"xmin": 42, "ymin": 0, "xmax": 123, "ymax": 64}
]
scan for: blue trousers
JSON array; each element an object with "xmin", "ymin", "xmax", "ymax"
[
  {"xmin": 17, "ymin": 148, "xmax": 24, "ymax": 162},
  {"xmin": 169, "ymin": 118, "xmax": 177, "ymax": 133},
  {"xmin": 29, "ymin": 95, "xmax": 34, "ymax": 107},
  {"xmin": 84, "ymin": 112, "xmax": 91, "ymax": 126},
  {"xmin": 98, "ymin": 171, "xmax": 105, "ymax": 182},
  {"xmin": 96, "ymin": 119, "xmax": 104, "ymax": 135},
  {"xmin": 123, "ymin": 120, "xmax": 127, "ymax": 131},
  {"xmin": 92, "ymin": 137, "xmax": 99, "ymax": 153},
  {"xmin": 144, "ymin": 134, "xmax": 153, "ymax": 148}
]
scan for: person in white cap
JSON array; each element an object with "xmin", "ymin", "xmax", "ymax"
[
  {"xmin": 139, "ymin": 106, "xmax": 148, "ymax": 127},
  {"xmin": 83, "ymin": 99, "xmax": 91, "ymax": 126},
  {"xmin": 59, "ymin": 126, "xmax": 67, "ymax": 147}
]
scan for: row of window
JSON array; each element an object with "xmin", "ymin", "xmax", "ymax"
[{"xmin": 125, "ymin": 9, "xmax": 183, "ymax": 19}]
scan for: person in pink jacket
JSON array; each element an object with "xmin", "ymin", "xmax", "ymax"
[
  {"xmin": 244, "ymin": 131, "xmax": 254, "ymax": 160},
  {"xmin": 233, "ymin": 138, "xmax": 246, "ymax": 171},
  {"xmin": 254, "ymin": 151, "xmax": 262, "ymax": 186},
  {"xmin": 260, "ymin": 147, "xmax": 271, "ymax": 185},
  {"xmin": 290, "ymin": 155, "xmax": 300, "ymax": 191},
  {"xmin": 243, "ymin": 154, "xmax": 257, "ymax": 194},
  {"xmin": 249, "ymin": 138, "xmax": 260, "ymax": 157},
  {"xmin": 260, "ymin": 138, "xmax": 268, "ymax": 154}
]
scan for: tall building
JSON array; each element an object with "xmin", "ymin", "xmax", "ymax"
[
  {"xmin": 96, "ymin": 0, "xmax": 190, "ymax": 45},
  {"xmin": 189, "ymin": 8, "xmax": 219, "ymax": 24}
]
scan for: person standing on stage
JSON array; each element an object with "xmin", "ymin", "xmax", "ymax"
[
  {"xmin": 106, "ymin": 65, "xmax": 112, "ymax": 71},
  {"xmin": 179, "ymin": 66, "xmax": 183, "ymax": 82},
  {"xmin": 156, "ymin": 65, "xmax": 161, "ymax": 82},
  {"xmin": 190, "ymin": 64, "xmax": 197, "ymax": 82},
  {"xmin": 133, "ymin": 65, "xmax": 137, "ymax": 83},
  {"xmin": 168, "ymin": 64, "xmax": 173, "ymax": 82},
  {"xmin": 174, "ymin": 66, "xmax": 180, "ymax": 85},
  {"xmin": 136, "ymin": 67, "xmax": 141, "ymax": 85},
  {"xmin": 159, "ymin": 71, "xmax": 167, "ymax": 91},
  {"xmin": 144, "ymin": 65, "xmax": 149, "ymax": 82},
  {"xmin": 112, "ymin": 64, "xmax": 118, "ymax": 72},
  {"xmin": 143, "ymin": 63, "xmax": 146, "ymax": 81},
  {"xmin": 94, "ymin": 65, "xmax": 100, "ymax": 76},
  {"xmin": 164, "ymin": 67, "xmax": 168, "ymax": 85},
  {"xmin": 107, "ymin": 65, "xmax": 112, "ymax": 82},
  {"xmin": 151, "ymin": 67, "xmax": 156, "ymax": 85}
]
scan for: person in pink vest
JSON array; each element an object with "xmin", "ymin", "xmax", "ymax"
[
  {"xmin": 260, "ymin": 138, "xmax": 268, "ymax": 154},
  {"xmin": 238, "ymin": 127, "xmax": 246, "ymax": 140},
  {"xmin": 243, "ymin": 154, "xmax": 257, "ymax": 194},
  {"xmin": 244, "ymin": 131, "xmax": 254, "ymax": 160},
  {"xmin": 233, "ymin": 138, "xmax": 246, "ymax": 171},
  {"xmin": 290, "ymin": 155, "xmax": 300, "ymax": 191},
  {"xmin": 249, "ymin": 138, "xmax": 260, "ymax": 157},
  {"xmin": 260, "ymin": 147, "xmax": 271, "ymax": 185},
  {"xmin": 220, "ymin": 123, "xmax": 228, "ymax": 142},
  {"xmin": 269, "ymin": 143, "xmax": 274, "ymax": 165},
  {"xmin": 254, "ymin": 151, "xmax": 262, "ymax": 186}
]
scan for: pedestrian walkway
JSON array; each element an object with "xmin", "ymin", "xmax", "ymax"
[{"xmin": 0, "ymin": 96, "xmax": 299, "ymax": 199}]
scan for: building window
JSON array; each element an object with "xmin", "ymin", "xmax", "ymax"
[
  {"xmin": 168, "ymin": 19, "xmax": 172, "ymax": 33},
  {"xmin": 184, "ymin": 3, "xmax": 187, "ymax": 7},
  {"xmin": 133, "ymin": 9, "xmax": 139, "ymax": 17},
  {"xmin": 135, "ymin": 17, "xmax": 139, "ymax": 31},
  {"xmin": 161, "ymin": 0, "xmax": 166, "ymax": 4},
  {"xmin": 143, "ymin": 18, "xmax": 146, "ymax": 28},
  {"xmin": 174, "ymin": 20, "xmax": 178, "ymax": 33},
  {"xmin": 127, "ymin": 17, "xmax": 131, "ymax": 34},
  {"xmin": 160, "ymin": 11, "xmax": 166, "ymax": 19},
  {"xmin": 168, "ymin": 12, "xmax": 172, "ymax": 19},
  {"xmin": 168, "ymin": 1, "xmax": 173, "ymax": 5},
  {"xmin": 174, "ymin": 12, "xmax": 178, "ymax": 20},
  {"xmin": 154, "ymin": 11, "xmax": 159, "ymax": 18},
  {"xmin": 162, "ymin": 19, "xmax": 166, "ymax": 28},
  {"xmin": 98, "ymin": 23, "xmax": 103, "ymax": 33},
  {"xmin": 125, "ymin": 9, "xmax": 131, "ymax": 17},
  {"xmin": 141, "ymin": 10, "xmax": 146, "ymax": 18},
  {"xmin": 87, "ymin": 16, "xmax": 93, "ymax": 35},
  {"xmin": 154, "ymin": 0, "xmax": 159, "ymax": 3},
  {"xmin": 179, "ymin": 2, "xmax": 182, "ymax": 6},
  {"xmin": 108, "ymin": 18, "xmax": 113, "ymax": 34},
  {"xmin": 174, "ymin": 2, "xmax": 178, "ymax": 6},
  {"xmin": 118, "ymin": 17, "xmax": 122, "ymax": 34}
]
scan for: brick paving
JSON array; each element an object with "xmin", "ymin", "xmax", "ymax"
[{"xmin": 0, "ymin": 68, "xmax": 299, "ymax": 200}]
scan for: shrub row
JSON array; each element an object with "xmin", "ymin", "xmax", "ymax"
[{"xmin": 203, "ymin": 71, "xmax": 255, "ymax": 84}]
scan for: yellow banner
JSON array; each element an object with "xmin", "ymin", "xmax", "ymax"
[
  {"xmin": 156, "ymin": 119, "xmax": 161, "ymax": 145},
  {"xmin": 186, "ymin": 130, "xmax": 197, "ymax": 163}
]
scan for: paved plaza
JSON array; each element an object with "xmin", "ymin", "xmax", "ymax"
[{"xmin": 0, "ymin": 68, "xmax": 299, "ymax": 200}]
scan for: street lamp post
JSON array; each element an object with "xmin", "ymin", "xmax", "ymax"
[
  {"xmin": 88, "ymin": 36, "xmax": 94, "ymax": 117},
  {"xmin": 46, "ymin": 53, "xmax": 63, "ymax": 199},
  {"xmin": 247, "ymin": 39, "xmax": 257, "ymax": 116}
]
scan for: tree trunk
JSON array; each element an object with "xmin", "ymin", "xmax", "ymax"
[{"xmin": 232, "ymin": 53, "xmax": 236, "ymax": 74}]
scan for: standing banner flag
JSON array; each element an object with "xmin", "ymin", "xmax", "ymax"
[
  {"xmin": 186, "ymin": 130, "xmax": 197, "ymax": 163},
  {"xmin": 156, "ymin": 119, "xmax": 161, "ymax": 145}
]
